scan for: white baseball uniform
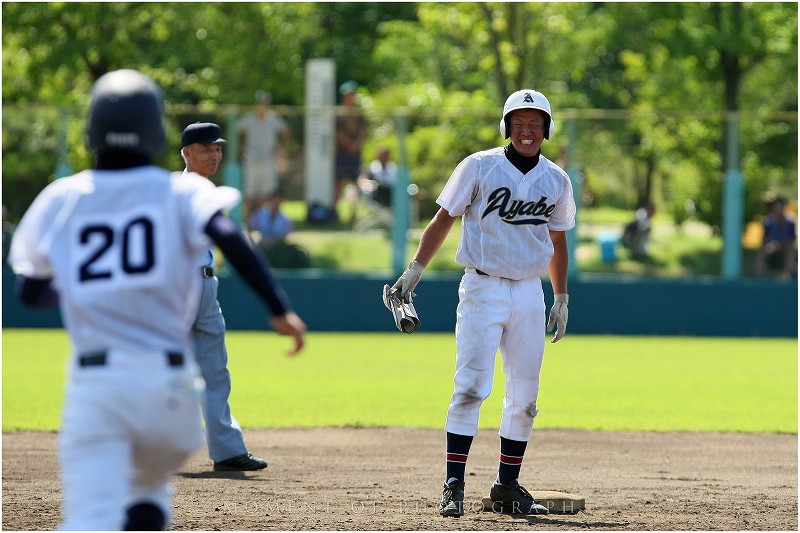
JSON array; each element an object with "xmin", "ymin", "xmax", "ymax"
[
  {"xmin": 9, "ymin": 166, "xmax": 240, "ymax": 529},
  {"xmin": 437, "ymin": 147, "xmax": 576, "ymax": 442}
]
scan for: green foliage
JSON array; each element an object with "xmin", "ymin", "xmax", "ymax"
[
  {"xmin": 2, "ymin": 106, "xmax": 60, "ymax": 218},
  {"xmin": 3, "ymin": 330, "xmax": 796, "ymax": 433},
  {"xmin": 1, "ymin": 3, "xmax": 417, "ymax": 107},
  {"xmin": 2, "ymin": 2, "xmax": 796, "ymax": 236}
]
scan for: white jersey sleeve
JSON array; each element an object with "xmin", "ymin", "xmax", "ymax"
[
  {"xmin": 437, "ymin": 154, "xmax": 483, "ymax": 217},
  {"xmin": 174, "ymin": 171, "xmax": 241, "ymax": 249},
  {"xmin": 7, "ymin": 177, "xmax": 86, "ymax": 279}
]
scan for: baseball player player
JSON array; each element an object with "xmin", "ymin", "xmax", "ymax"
[
  {"xmin": 391, "ymin": 89, "xmax": 575, "ymax": 517},
  {"xmin": 8, "ymin": 69, "xmax": 306, "ymax": 530},
  {"xmin": 180, "ymin": 121, "xmax": 269, "ymax": 471}
]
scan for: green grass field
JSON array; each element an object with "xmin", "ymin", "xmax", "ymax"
[{"xmin": 2, "ymin": 329, "xmax": 796, "ymax": 433}]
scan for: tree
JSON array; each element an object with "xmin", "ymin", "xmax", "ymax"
[{"xmin": 2, "ymin": 2, "xmax": 796, "ymax": 235}]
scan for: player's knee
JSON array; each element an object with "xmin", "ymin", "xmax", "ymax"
[
  {"xmin": 455, "ymin": 387, "xmax": 489, "ymax": 407},
  {"xmin": 453, "ymin": 373, "xmax": 493, "ymax": 404},
  {"xmin": 124, "ymin": 502, "xmax": 166, "ymax": 531}
]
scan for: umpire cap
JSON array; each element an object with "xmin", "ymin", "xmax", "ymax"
[
  {"xmin": 181, "ymin": 122, "xmax": 226, "ymax": 147},
  {"xmin": 86, "ymin": 69, "xmax": 165, "ymax": 158}
]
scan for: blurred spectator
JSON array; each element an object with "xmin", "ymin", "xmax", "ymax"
[
  {"xmin": 236, "ymin": 90, "xmax": 292, "ymax": 221},
  {"xmin": 248, "ymin": 189, "xmax": 293, "ymax": 246},
  {"xmin": 754, "ymin": 195, "xmax": 797, "ymax": 279},
  {"xmin": 335, "ymin": 81, "xmax": 368, "ymax": 218},
  {"xmin": 248, "ymin": 190, "xmax": 310, "ymax": 269},
  {"xmin": 621, "ymin": 201, "xmax": 655, "ymax": 260},
  {"xmin": 358, "ymin": 146, "xmax": 397, "ymax": 207}
]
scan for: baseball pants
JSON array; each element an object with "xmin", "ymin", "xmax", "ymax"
[
  {"xmin": 59, "ymin": 349, "xmax": 204, "ymax": 530},
  {"xmin": 445, "ymin": 271, "xmax": 546, "ymax": 442},
  {"xmin": 191, "ymin": 274, "xmax": 248, "ymax": 462}
]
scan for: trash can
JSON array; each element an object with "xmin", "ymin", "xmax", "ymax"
[{"xmin": 597, "ymin": 232, "xmax": 620, "ymax": 263}]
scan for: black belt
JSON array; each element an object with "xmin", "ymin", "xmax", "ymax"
[
  {"xmin": 202, "ymin": 265, "xmax": 215, "ymax": 278},
  {"xmin": 476, "ymin": 269, "xmax": 489, "ymax": 276},
  {"xmin": 78, "ymin": 351, "xmax": 184, "ymax": 367}
]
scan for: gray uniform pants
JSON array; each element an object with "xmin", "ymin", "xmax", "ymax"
[{"xmin": 190, "ymin": 275, "xmax": 248, "ymax": 462}]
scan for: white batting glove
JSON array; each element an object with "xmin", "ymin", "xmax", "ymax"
[
  {"xmin": 392, "ymin": 260, "xmax": 425, "ymax": 301},
  {"xmin": 546, "ymin": 293, "xmax": 569, "ymax": 343}
]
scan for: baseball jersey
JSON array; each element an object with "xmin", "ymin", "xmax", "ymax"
[
  {"xmin": 236, "ymin": 111, "xmax": 288, "ymax": 162},
  {"xmin": 437, "ymin": 146, "xmax": 576, "ymax": 280},
  {"xmin": 8, "ymin": 166, "xmax": 240, "ymax": 355}
]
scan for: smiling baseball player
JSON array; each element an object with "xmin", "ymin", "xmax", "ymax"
[
  {"xmin": 391, "ymin": 89, "xmax": 576, "ymax": 517},
  {"xmin": 8, "ymin": 69, "xmax": 305, "ymax": 530}
]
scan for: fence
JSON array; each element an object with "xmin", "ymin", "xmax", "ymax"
[
  {"xmin": 3, "ymin": 265, "xmax": 797, "ymax": 337},
  {"xmin": 2, "ymin": 104, "xmax": 797, "ymax": 279}
]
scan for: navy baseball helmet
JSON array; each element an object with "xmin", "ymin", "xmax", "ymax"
[{"xmin": 86, "ymin": 69, "xmax": 165, "ymax": 158}]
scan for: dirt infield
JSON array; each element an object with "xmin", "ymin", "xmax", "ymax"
[{"xmin": 3, "ymin": 428, "xmax": 797, "ymax": 531}]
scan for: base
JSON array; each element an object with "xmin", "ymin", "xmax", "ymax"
[{"xmin": 481, "ymin": 491, "xmax": 585, "ymax": 515}]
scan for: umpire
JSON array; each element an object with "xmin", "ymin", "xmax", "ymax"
[{"xmin": 181, "ymin": 122, "xmax": 270, "ymax": 471}]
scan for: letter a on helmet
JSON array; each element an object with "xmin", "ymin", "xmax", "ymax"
[{"xmin": 499, "ymin": 90, "xmax": 555, "ymax": 140}]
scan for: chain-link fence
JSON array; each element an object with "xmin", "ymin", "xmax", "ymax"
[{"xmin": 3, "ymin": 104, "xmax": 797, "ymax": 278}]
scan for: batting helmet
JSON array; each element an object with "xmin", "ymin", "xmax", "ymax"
[
  {"xmin": 86, "ymin": 69, "xmax": 165, "ymax": 159},
  {"xmin": 499, "ymin": 89, "xmax": 555, "ymax": 140}
]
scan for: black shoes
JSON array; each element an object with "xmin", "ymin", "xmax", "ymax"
[
  {"xmin": 488, "ymin": 479, "xmax": 549, "ymax": 515},
  {"xmin": 213, "ymin": 452, "xmax": 268, "ymax": 472},
  {"xmin": 438, "ymin": 478, "xmax": 465, "ymax": 517}
]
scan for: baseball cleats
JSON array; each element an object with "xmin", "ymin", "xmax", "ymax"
[
  {"xmin": 438, "ymin": 477, "xmax": 465, "ymax": 517},
  {"xmin": 488, "ymin": 479, "xmax": 549, "ymax": 515},
  {"xmin": 213, "ymin": 452, "xmax": 268, "ymax": 471}
]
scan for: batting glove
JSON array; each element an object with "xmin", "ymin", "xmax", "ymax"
[
  {"xmin": 392, "ymin": 260, "xmax": 425, "ymax": 301},
  {"xmin": 546, "ymin": 293, "xmax": 569, "ymax": 343}
]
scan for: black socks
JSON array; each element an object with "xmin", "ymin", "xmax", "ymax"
[
  {"xmin": 445, "ymin": 432, "xmax": 474, "ymax": 482},
  {"xmin": 498, "ymin": 436, "xmax": 528, "ymax": 485}
]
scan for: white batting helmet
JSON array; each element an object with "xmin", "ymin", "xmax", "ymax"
[{"xmin": 499, "ymin": 89, "xmax": 555, "ymax": 140}]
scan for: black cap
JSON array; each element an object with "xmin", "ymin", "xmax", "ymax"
[{"xmin": 181, "ymin": 122, "xmax": 226, "ymax": 147}]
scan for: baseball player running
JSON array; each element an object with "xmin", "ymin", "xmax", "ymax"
[
  {"xmin": 8, "ymin": 69, "xmax": 305, "ymax": 530},
  {"xmin": 391, "ymin": 89, "xmax": 575, "ymax": 517}
]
